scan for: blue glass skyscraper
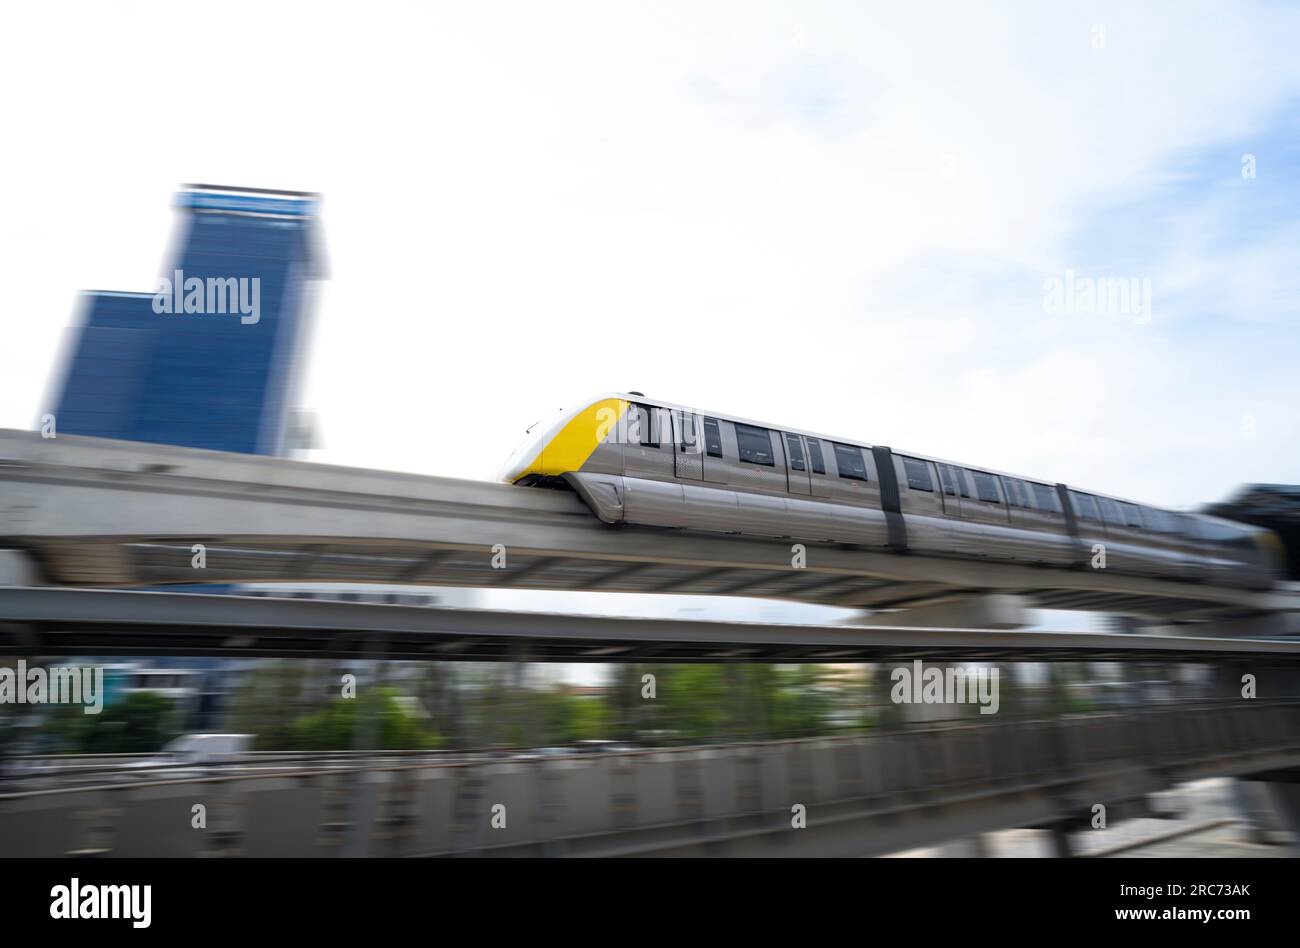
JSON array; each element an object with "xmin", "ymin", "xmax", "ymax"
[{"xmin": 48, "ymin": 185, "xmax": 325, "ymax": 455}]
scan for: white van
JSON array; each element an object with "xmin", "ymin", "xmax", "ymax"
[
  {"xmin": 160, "ymin": 734, "xmax": 252, "ymax": 765},
  {"xmin": 126, "ymin": 734, "xmax": 253, "ymax": 778}
]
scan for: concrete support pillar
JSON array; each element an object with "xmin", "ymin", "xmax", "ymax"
[
  {"xmin": 940, "ymin": 834, "xmax": 992, "ymax": 857},
  {"xmin": 1047, "ymin": 824, "xmax": 1074, "ymax": 858},
  {"xmin": 341, "ymin": 637, "xmax": 387, "ymax": 858},
  {"xmin": 873, "ymin": 662, "xmax": 904, "ymax": 731},
  {"xmin": 0, "ymin": 550, "xmax": 37, "ymax": 586},
  {"xmin": 1235, "ymin": 779, "xmax": 1300, "ymax": 851}
]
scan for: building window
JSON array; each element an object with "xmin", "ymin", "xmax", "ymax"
[
  {"xmin": 703, "ymin": 417, "xmax": 723, "ymax": 458},
  {"xmin": 901, "ymin": 457, "xmax": 934, "ymax": 492},
  {"xmin": 833, "ymin": 443, "xmax": 869, "ymax": 481},
  {"xmin": 971, "ymin": 471, "xmax": 1002, "ymax": 504},
  {"xmin": 805, "ymin": 436, "xmax": 826, "ymax": 474},
  {"xmin": 735, "ymin": 423, "xmax": 775, "ymax": 466}
]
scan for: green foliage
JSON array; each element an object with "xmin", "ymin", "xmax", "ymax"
[
  {"xmin": 284, "ymin": 687, "xmax": 442, "ymax": 751},
  {"xmin": 42, "ymin": 692, "xmax": 177, "ymax": 754},
  {"xmin": 568, "ymin": 696, "xmax": 613, "ymax": 741},
  {"xmin": 632, "ymin": 664, "xmax": 856, "ymax": 742}
]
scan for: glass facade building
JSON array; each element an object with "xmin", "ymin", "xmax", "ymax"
[{"xmin": 48, "ymin": 185, "xmax": 324, "ymax": 455}]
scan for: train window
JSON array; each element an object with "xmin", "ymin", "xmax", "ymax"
[
  {"xmin": 1003, "ymin": 477, "xmax": 1027, "ymax": 508},
  {"xmin": 1022, "ymin": 479, "xmax": 1039, "ymax": 507},
  {"xmin": 677, "ymin": 412, "xmax": 698, "ymax": 452},
  {"xmin": 901, "ymin": 457, "xmax": 934, "ymax": 492},
  {"xmin": 703, "ymin": 417, "xmax": 723, "ymax": 458},
  {"xmin": 1069, "ymin": 491, "xmax": 1102, "ymax": 521},
  {"xmin": 735, "ymin": 423, "xmax": 775, "ymax": 466},
  {"xmin": 1097, "ymin": 497, "xmax": 1124, "ymax": 526},
  {"xmin": 785, "ymin": 433, "xmax": 806, "ymax": 471},
  {"xmin": 971, "ymin": 471, "xmax": 1002, "ymax": 504},
  {"xmin": 1017, "ymin": 479, "xmax": 1039, "ymax": 508},
  {"xmin": 1118, "ymin": 502, "xmax": 1143, "ymax": 528},
  {"xmin": 1030, "ymin": 482, "xmax": 1062, "ymax": 513},
  {"xmin": 1163, "ymin": 512, "xmax": 1188, "ymax": 536},
  {"xmin": 631, "ymin": 403, "xmax": 658, "ymax": 448},
  {"xmin": 833, "ymin": 442, "xmax": 869, "ymax": 480},
  {"xmin": 937, "ymin": 464, "xmax": 958, "ymax": 496},
  {"xmin": 1141, "ymin": 507, "xmax": 1173, "ymax": 533},
  {"xmin": 805, "ymin": 436, "xmax": 826, "ymax": 474}
]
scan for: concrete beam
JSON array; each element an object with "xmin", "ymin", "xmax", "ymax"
[{"xmin": 846, "ymin": 594, "xmax": 1033, "ymax": 629}]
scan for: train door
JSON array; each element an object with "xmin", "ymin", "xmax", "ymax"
[
  {"xmin": 625, "ymin": 402, "xmax": 674, "ymax": 481},
  {"xmin": 960, "ymin": 468, "xmax": 1016, "ymax": 559},
  {"xmin": 934, "ymin": 462, "xmax": 963, "ymax": 516},
  {"xmin": 891, "ymin": 455, "xmax": 947, "ymax": 554},
  {"xmin": 673, "ymin": 410, "xmax": 704, "ymax": 481},
  {"xmin": 931, "ymin": 462, "xmax": 966, "ymax": 554},
  {"xmin": 701, "ymin": 416, "xmax": 727, "ymax": 484},
  {"xmin": 823, "ymin": 441, "xmax": 882, "ymax": 511},
  {"xmin": 803, "ymin": 436, "xmax": 832, "ymax": 499},
  {"xmin": 1066, "ymin": 489, "xmax": 1110, "ymax": 563},
  {"xmin": 961, "ymin": 469, "xmax": 1012, "ymax": 525},
  {"xmin": 1002, "ymin": 476, "xmax": 1072, "ymax": 566},
  {"xmin": 783, "ymin": 432, "xmax": 812, "ymax": 495},
  {"xmin": 728, "ymin": 421, "xmax": 784, "ymax": 495}
]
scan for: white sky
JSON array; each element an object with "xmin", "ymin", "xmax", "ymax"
[{"xmin": 3, "ymin": 0, "xmax": 1299, "ymax": 516}]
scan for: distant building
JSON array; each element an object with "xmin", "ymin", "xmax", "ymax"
[
  {"xmin": 38, "ymin": 186, "xmax": 487, "ymax": 730},
  {"xmin": 46, "ymin": 184, "xmax": 325, "ymax": 455}
]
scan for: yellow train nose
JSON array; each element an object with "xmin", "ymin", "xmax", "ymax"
[
  {"xmin": 519, "ymin": 397, "xmax": 628, "ymax": 479},
  {"xmin": 1252, "ymin": 529, "xmax": 1287, "ymax": 574}
]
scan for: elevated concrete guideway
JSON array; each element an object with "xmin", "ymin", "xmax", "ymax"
[{"xmin": 1, "ymin": 429, "xmax": 1296, "ymax": 621}]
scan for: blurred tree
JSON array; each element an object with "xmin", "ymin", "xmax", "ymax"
[
  {"xmin": 569, "ymin": 694, "xmax": 613, "ymax": 741},
  {"xmin": 44, "ymin": 692, "xmax": 177, "ymax": 753},
  {"xmin": 286, "ymin": 687, "xmax": 440, "ymax": 751}
]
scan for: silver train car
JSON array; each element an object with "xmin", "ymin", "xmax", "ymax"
[{"xmin": 500, "ymin": 394, "xmax": 1284, "ymax": 590}]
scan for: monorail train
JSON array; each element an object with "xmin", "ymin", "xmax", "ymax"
[{"xmin": 500, "ymin": 394, "xmax": 1284, "ymax": 590}]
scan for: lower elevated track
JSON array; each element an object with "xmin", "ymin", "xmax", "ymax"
[{"xmin": 1, "ymin": 587, "xmax": 1299, "ymax": 663}]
